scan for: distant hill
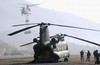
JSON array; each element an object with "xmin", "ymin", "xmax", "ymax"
[{"xmin": 0, "ymin": 40, "xmax": 14, "ymax": 49}]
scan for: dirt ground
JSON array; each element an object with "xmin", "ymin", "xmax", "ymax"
[{"xmin": 0, "ymin": 55, "xmax": 96, "ymax": 65}]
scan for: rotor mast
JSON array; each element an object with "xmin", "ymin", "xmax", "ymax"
[{"xmin": 39, "ymin": 23, "xmax": 50, "ymax": 45}]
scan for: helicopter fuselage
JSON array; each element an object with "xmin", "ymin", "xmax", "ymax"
[
  {"xmin": 33, "ymin": 40, "xmax": 70, "ymax": 62},
  {"xmin": 33, "ymin": 24, "xmax": 70, "ymax": 62}
]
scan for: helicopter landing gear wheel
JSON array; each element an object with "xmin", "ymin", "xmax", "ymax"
[{"xmin": 64, "ymin": 57, "xmax": 68, "ymax": 62}]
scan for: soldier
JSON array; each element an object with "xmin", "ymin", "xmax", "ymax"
[
  {"xmin": 93, "ymin": 50, "xmax": 97, "ymax": 62},
  {"xmin": 80, "ymin": 50, "xmax": 84, "ymax": 61},
  {"xmin": 94, "ymin": 50, "xmax": 99, "ymax": 64},
  {"xmin": 86, "ymin": 50, "xmax": 91, "ymax": 61}
]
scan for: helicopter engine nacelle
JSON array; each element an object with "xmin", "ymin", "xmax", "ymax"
[
  {"xmin": 51, "ymin": 38, "xmax": 59, "ymax": 43},
  {"xmin": 33, "ymin": 38, "xmax": 38, "ymax": 42},
  {"xmin": 50, "ymin": 38, "xmax": 59, "ymax": 49}
]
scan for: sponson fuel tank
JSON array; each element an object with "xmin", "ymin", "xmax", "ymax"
[{"xmin": 54, "ymin": 41, "xmax": 70, "ymax": 61}]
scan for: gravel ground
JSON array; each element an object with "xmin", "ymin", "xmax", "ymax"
[{"xmin": 0, "ymin": 55, "xmax": 96, "ymax": 65}]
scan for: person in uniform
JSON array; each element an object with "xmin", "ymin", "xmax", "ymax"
[
  {"xmin": 80, "ymin": 50, "xmax": 84, "ymax": 61},
  {"xmin": 93, "ymin": 50, "xmax": 97, "ymax": 62},
  {"xmin": 94, "ymin": 50, "xmax": 100, "ymax": 64},
  {"xmin": 86, "ymin": 50, "xmax": 91, "ymax": 61}
]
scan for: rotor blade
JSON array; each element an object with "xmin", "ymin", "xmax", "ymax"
[
  {"xmin": 15, "ymin": 5, "xmax": 24, "ymax": 8},
  {"xmin": 20, "ymin": 42, "xmax": 34, "ymax": 47},
  {"xmin": 64, "ymin": 34, "xmax": 100, "ymax": 46},
  {"xmin": 12, "ymin": 23, "xmax": 39, "ymax": 27},
  {"xmin": 29, "ymin": 4, "xmax": 40, "ymax": 7},
  {"xmin": 50, "ymin": 24, "xmax": 100, "ymax": 32},
  {"xmin": 18, "ymin": 3, "xmax": 27, "ymax": 5},
  {"xmin": 8, "ymin": 24, "xmax": 39, "ymax": 36},
  {"xmin": 18, "ymin": 3, "xmax": 31, "ymax": 5}
]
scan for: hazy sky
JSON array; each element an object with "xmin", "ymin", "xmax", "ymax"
[
  {"xmin": 0, "ymin": 0, "xmax": 100, "ymax": 52},
  {"xmin": 26, "ymin": 0, "xmax": 100, "ymax": 24}
]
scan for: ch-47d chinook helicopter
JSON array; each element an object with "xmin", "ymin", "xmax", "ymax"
[{"xmin": 8, "ymin": 22, "xmax": 100, "ymax": 63}]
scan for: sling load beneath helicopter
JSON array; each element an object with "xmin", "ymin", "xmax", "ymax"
[{"xmin": 8, "ymin": 22, "xmax": 100, "ymax": 63}]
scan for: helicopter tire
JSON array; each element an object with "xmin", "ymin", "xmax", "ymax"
[{"xmin": 64, "ymin": 57, "xmax": 68, "ymax": 62}]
